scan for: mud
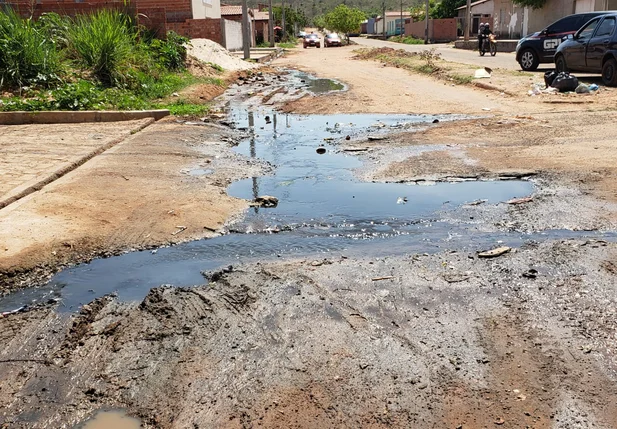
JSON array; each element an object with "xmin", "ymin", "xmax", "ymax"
[{"xmin": 2, "ymin": 48, "xmax": 617, "ymax": 429}]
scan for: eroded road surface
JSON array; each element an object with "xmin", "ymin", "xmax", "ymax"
[{"xmin": 2, "ymin": 50, "xmax": 617, "ymax": 429}]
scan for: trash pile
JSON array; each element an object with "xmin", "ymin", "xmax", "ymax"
[{"xmin": 528, "ymin": 70, "xmax": 599, "ymax": 96}]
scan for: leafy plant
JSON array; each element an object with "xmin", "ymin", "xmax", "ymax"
[
  {"xmin": 512, "ymin": 0, "xmax": 547, "ymax": 9},
  {"xmin": 419, "ymin": 48, "xmax": 441, "ymax": 71},
  {"xmin": 37, "ymin": 12, "xmax": 71, "ymax": 49},
  {"xmin": 160, "ymin": 99, "xmax": 210, "ymax": 116},
  {"xmin": 68, "ymin": 9, "xmax": 136, "ymax": 86},
  {"xmin": 0, "ymin": 8, "xmax": 60, "ymax": 89},
  {"xmin": 389, "ymin": 35, "xmax": 424, "ymax": 45},
  {"xmin": 149, "ymin": 31, "xmax": 189, "ymax": 70}
]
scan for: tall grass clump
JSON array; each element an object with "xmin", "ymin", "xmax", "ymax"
[
  {"xmin": 0, "ymin": 8, "xmax": 60, "ymax": 89},
  {"xmin": 68, "ymin": 9, "xmax": 135, "ymax": 86}
]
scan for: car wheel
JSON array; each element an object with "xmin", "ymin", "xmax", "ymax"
[
  {"xmin": 602, "ymin": 58, "xmax": 617, "ymax": 86},
  {"xmin": 317, "ymin": 43, "xmax": 320, "ymax": 48},
  {"xmin": 555, "ymin": 55, "xmax": 568, "ymax": 73},
  {"xmin": 519, "ymin": 48, "xmax": 539, "ymax": 71}
]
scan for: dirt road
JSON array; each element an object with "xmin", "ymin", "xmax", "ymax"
[{"xmin": 2, "ymin": 43, "xmax": 617, "ymax": 429}]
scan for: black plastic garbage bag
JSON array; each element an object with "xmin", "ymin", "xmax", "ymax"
[
  {"xmin": 551, "ymin": 72, "xmax": 579, "ymax": 92},
  {"xmin": 544, "ymin": 70, "xmax": 558, "ymax": 88}
]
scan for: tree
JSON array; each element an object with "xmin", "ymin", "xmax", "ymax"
[
  {"xmin": 511, "ymin": 0, "xmax": 547, "ymax": 8},
  {"xmin": 270, "ymin": 5, "xmax": 308, "ymax": 38},
  {"xmin": 432, "ymin": 0, "xmax": 467, "ymax": 19},
  {"xmin": 323, "ymin": 4, "xmax": 366, "ymax": 41}
]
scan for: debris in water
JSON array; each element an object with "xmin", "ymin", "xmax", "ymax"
[
  {"xmin": 478, "ymin": 246, "xmax": 511, "ymax": 258},
  {"xmin": 466, "ymin": 199, "xmax": 487, "ymax": 206},
  {"xmin": 372, "ymin": 276, "xmax": 395, "ymax": 281},
  {"xmin": 367, "ymin": 135, "xmax": 387, "ymax": 141},
  {"xmin": 432, "ymin": 119, "xmax": 440, "ymax": 123},
  {"xmin": 345, "ymin": 135, "xmax": 351, "ymax": 140},
  {"xmin": 396, "ymin": 197, "xmax": 408, "ymax": 204},
  {"xmin": 506, "ymin": 196, "xmax": 533, "ymax": 205},
  {"xmin": 522, "ymin": 269, "xmax": 538, "ymax": 279},
  {"xmin": 342, "ymin": 147, "xmax": 369, "ymax": 152},
  {"xmin": 316, "ymin": 147, "xmax": 326, "ymax": 154},
  {"xmin": 251, "ymin": 195, "xmax": 279, "ymax": 208}
]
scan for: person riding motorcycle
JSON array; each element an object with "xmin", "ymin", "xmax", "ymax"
[{"xmin": 479, "ymin": 23, "xmax": 494, "ymax": 54}]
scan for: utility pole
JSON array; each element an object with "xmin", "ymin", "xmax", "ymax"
[
  {"xmin": 464, "ymin": 0, "xmax": 471, "ymax": 41},
  {"xmin": 400, "ymin": 0, "xmax": 403, "ymax": 36},
  {"xmin": 282, "ymin": 0, "xmax": 286, "ymax": 40},
  {"xmin": 424, "ymin": 0, "xmax": 429, "ymax": 43},
  {"xmin": 242, "ymin": 0, "xmax": 251, "ymax": 59},
  {"xmin": 382, "ymin": 0, "xmax": 386, "ymax": 39},
  {"xmin": 269, "ymin": 0, "xmax": 274, "ymax": 47}
]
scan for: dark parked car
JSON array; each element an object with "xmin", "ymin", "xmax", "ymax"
[
  {"xmin": 516, "ymin": 12, "xmax": 612, "ymax": 70},
  {"xmin": 324, "ymin": 33, "xmax": 342, "ymax": 47},
  {"xmin": 555, "ymin": 13, "xmax": 617, "ymax": 85},
  {"xmin": 303, "ymin": 33, "xmax": 321, "ymax": 48}
]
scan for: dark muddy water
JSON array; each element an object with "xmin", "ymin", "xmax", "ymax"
[
  {"xmin": 6, "ymin": 80, "xmax": 603, "ymax": 313},
  {"xmin": 76, "ymin": 410, "xmax": 141, "ymax": 429},
  {"xmin": 291, "ymin": 71, "xmax": 346, "ymax": 93}
]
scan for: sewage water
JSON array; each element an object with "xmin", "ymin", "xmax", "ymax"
[
  {"xmin": 2, "ymin": 105, "xmax": 569, "ymax": 313},
  {"xmin": 76, "ymin": 410, "xmax": 141, "ymax": 429},
  {"xmin": 290, "ymin": 71, "xmax": 346, "ymax": 93}
]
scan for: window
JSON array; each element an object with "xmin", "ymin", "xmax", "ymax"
[
  {"xmin": 547, "ymin": 16, "xmax": 576, "ymax": 34},
  {"xmin": 577, "ymin": 17, "xmax": 600, "ymax": 40},
  {"xmin": 595, "ymin": 17, "xmax": 615, "ymax": 37}
]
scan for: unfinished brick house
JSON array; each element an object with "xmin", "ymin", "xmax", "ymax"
[{"xmin": 2, "ymin": 0, "xmax": 223, "ymax": 42}]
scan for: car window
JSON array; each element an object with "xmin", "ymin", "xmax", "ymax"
[
  {"xmin": 595, "ymin": 17, "xmax": 616, "ymax": 37},
  {"xmin": 547, "ymin": 16, "xmax": 576, "ymax": 34},
  {"xmin": 577, "ymin": 17, "xmax": 600, "ymax": 40}
]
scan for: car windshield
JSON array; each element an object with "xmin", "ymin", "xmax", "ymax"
[
  {"xmin": 327, "ymin": 34, "xmax": 339, "ymax": 39},
  {"xmin": 307, "ymin": 34, "xmax": 318, "ymax": 39}
]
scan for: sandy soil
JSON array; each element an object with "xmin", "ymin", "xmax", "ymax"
[{"xmin": 0, "ymin": 118, "xmax": 269, "ymax": 295}]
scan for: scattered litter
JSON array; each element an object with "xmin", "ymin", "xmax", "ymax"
[
  {"xmin": 482, "ymin": 107, "xmax": 491, "ymax": 111},
  {"xmin": 432, "ymin": 119, "xmax": 439, "ymax": 123},
  {"xmin": 372, "ymin": 276, "xmax": 395, "ymax": 281},
  {"xmin": 396, "ymin": 196, "xmax": 408, "ymax": 204},
  {"xmin": 171, "ymin": 226, "xmax": 187, "ymax": 236},
  {"xmin": 575, "ymin": 83, "xmax": 590, "ymax": 94},
  {"xmin": 478, "ymin": 246, "xmax": 511, "ymax": 258},
  {"xmin": 251, "ymin": 195, "xmax": 279, "ymax": 207},
  {"xmin": 522, "ymin": 269, "xmax": 538, "ymax": 279},
  {"xmin": 345, "ymin": 135, "xmax": 351, "ymax": 140},
  {"xmin": 466, "ymin": 199, "xmax": 487, "ymax": 206},
  {"xmin": 506, "ymin": 196, "xmax": 533, "ymax": 205},
  {"xmin": 589, "ymin": 83, "xmax": 599, "ymax": 91},
  {"xmin": 342, "ymin": 147, "xmax": 369, "ymax": 152},
  {"xmin": 544, "ymin": 70, "xmax": 557, "ymax": 88},
  {"xmin": 494, "ymin": 417, "xmax": 505, "ymax": 425},
  {"xmin": 474, "ymin": 68, "xmax": 492, "ymax": 79},
  {"xmin": 367, "ymin": 135, "xmax": 387, "ymax": 141},
  {"xmin": 316, "ymin": 147, "xmax": 326, "ymax": 154},
  {"xmin": 551, "ymin": 72, "xmax": 579, "ymax": 92},
  {"xmin": 1, "ymin": 306, "xmax": 26, "ymax": 317},
  {"xmin": 151, "ymin": 249, "xmax": 158, "ymax": 255}
]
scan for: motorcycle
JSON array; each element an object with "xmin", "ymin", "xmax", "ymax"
[{"xmin": 480, "ymin": 34, "xmax": 497, "ymax": 57}]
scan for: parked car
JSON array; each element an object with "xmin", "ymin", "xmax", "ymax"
[
  {"xmin": 324, "ymin": 33, "xmax": 342, "ymax": 47},
  {"xmin": 555, "ymin": 13, "xmax": 617, "ymax": 85},
  {"xmin": 515, "ymin": 12, "xmax": 613, "ymax": 71},
  {"xmin": 297, "ymin": 31, "xmax": 307, "ymax": 38},
  {"xmin": 303, "ymin": 33, "xmax": 321, "ymax": 48}
]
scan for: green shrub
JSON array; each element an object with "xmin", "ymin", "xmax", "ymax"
[
  {"xmin": 37, "ymin": 12, "xmax": 71, "ymax": 49},
  {"xmin": 0, "ymin": 8, "xmax": 60, "ymax": 89},
  {"xmin": 389, "ymin": 35, "xmax": 425, "ymax": 45},
  {"xmin": 149, "ymin": 31, "xmax": 189, "ymax": 70},
  {"xmin": 68, "ymin": 9, "xmax": 136, "ymax": 86}
]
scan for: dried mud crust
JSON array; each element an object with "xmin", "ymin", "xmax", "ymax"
[
  {"xmin": 0, "ymin": 119, "xmax": 272, "ymax": 296},
  {"xmin": 2, "ymin": 240, "xmax": 617, "ymax": 428}
]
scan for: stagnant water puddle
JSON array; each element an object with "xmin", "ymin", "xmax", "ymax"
[
  {"xmin": 75, "ymin": 410, "xmax": 141, "ymax": 429},
  {"xmin": 1, "ymin": 104, "xmax": 611, "ymax": 313}
]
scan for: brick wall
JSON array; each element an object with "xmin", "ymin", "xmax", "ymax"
[
  {"xmin": 168, "ymin": 18, "xmax": 222, "ymax": 42},
  {"xmin": 405, "ymin": 18, "xmax": 457, "ymax": 42}
]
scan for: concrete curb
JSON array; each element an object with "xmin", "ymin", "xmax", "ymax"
[
  {"xmin": 0, "ymin": 109, "xmax": 169, "ymax": 125},
  {"xmin": 0, "ymin": 117, "xmax": 156, "ymax": 211}
]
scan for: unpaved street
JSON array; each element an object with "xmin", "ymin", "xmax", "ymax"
[{"xmin": 2, "ymin": 42, "xmax": 617, "ymax": 429}]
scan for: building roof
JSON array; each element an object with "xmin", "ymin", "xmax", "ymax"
[
  {"xmin": 221, "ymin": 5, "xmax": 243, "ymax": 15},
  {"xmin": 384, "ymin": 11, "xmax": 412, "ymax": 17},
  {"xmin": 456, "ymin": 0, "xmax": 491, "ymax": 10},
  {"xmin": 252, "ymin": 10, "xmax": 270, "ymax": 20}
]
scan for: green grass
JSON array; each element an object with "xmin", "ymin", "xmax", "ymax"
[
  {"xmin": 389, "ymin": 35, "xmax": 425, "ymax": 45},
  {"xmin": 160, "ymin": 100, "xmax": 210, "ymax": 116},
  {"xmin": 277, "ymin": 42, "xmax": 297, "ymax": 48},
  {"xmin": 0, "ymin": 8, "xmax": 60, "ymax": 88}
]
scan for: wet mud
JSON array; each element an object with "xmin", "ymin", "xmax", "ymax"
[{"xmin": 2, "ymin": 69, "xmax": 617, "ymax": 428}]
